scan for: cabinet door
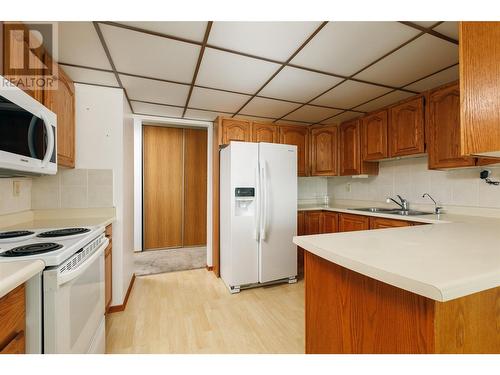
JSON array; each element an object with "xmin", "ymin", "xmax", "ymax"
[
  {"xmin": 322, "ymin": 212, "xmax": 338, "ymax": 233},
  {"xmin": 361, "ymin": 109, "xmax": 388, "ymax": 161},
  {"xmin": 279, "ymin": 125, "xmax": 309, "ymax": 176},
  {"xmin": 105, "ymin": 244, "xmax": 112, "ymax": 312},
  {"xmin": 369, "ymin": 217, "xmax": 410, "ymax": 229},
  {"xmin": 389, "ymin": 97, "xmax": 425, "ymax": 157},
  {"xmin": 221, "ymin": 119, "xmax": 251, "ymax": 145},
  {"xmin": 0, "ymin": 284, "xmax": 25, "ymax": 354},
  {"xmin": 427, "ymin": 82, "xmax": 475, "ymax": 169},
  {"xmin": 310, "ymin": 126, "xmax": 338, "ymax": 176},
  {"xmin": 338, "ymin": 213, "xmax": 369, "ymax": 232},
  {"xmin": 305, "ymin": 211, "xmax": 323, "ymax": 234},
  {"xmin": 339, "ymin": 119, "xmax": 361, "ymax": 175},
  {"xmin": 44, "ymin": 62, "xmax": 76, "ymax": 168},
  {"xmin": 252, "ymin": 122, "xmax": 277, "ymax": 143}
]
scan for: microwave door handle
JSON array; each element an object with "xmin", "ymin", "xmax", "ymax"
[
  {"xmin": 27, "ymin": 116, "xmax": 37, "ymax": 158},
  {"xmin": 40, "ymin": 113, "xmax": 54, "ymax": 167},
  {"xmin": 57, "ymin": 238, "xmax": 108, "ymax": 286}
]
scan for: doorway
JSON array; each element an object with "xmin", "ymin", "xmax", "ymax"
[{"xmin": 142, "ymin": 125, "xmax": 207, "ymax": 251}]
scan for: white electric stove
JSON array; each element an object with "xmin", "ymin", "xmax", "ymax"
[{"xmin": 0, "ymin": 225, "xmax": 108, "ymax": 354}]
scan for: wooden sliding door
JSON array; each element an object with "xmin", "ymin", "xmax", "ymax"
[{"xmin": 143, "ymin": 125, "xmax": 207, "ymax": 250}]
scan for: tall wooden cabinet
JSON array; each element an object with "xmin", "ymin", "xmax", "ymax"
[
  {"xmin": 310, "ymin": 125, "xmax": 338, "ymax": 176},
  {"xmin": 279, "ymin": 125, "xmax": 310, "ymax": 177},
  {"xmin": 361, "ymin": 109, "xmax": 388, "ymax": 161},
  {"xmin": 339, "ymin": 119, "xmax": 378, "ymax": 176},
  {"xmin": 389, "ymin": 96, "xmax": 425, "ymax": 157}
]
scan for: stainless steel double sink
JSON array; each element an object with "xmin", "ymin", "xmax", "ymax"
[{"xmin": 350, "ymin": 207, "xmax": 434, "ymax": 216}]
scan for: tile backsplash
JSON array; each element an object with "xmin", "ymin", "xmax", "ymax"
[
  {"xmin": 32, "ymin": 169, "xmax": 113, "ymax": 209},
  {"xmin": 298, "ymin": 177, "xmax": 329, "ymax": 202},
  {"xmin": 328, "ymin": 156, "xmax": 500, "ymax": 208},
  {"xmin": 0, "ymin": 178, "xmax": 32, "ymax": 215}
]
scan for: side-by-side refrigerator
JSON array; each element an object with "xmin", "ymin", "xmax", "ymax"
[{"xmin": 220, "ymin": 141, "xmax": 297, "ymax": 293}]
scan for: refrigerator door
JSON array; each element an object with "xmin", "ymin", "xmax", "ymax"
[
  {"xmin": 220, "ymin": 142, "xmax": 260, "ymax": 289},
  {"xmin": 258, "ymin": 142, "xmax": 297, "ymax": 283}
]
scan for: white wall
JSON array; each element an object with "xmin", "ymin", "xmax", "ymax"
[
  {"xmin": 0, "ymin": 178, "xmax": 32, "ymax": 215},
  {"xmin": 75, "ymin": 83, "xmax": 133, "ymax": 306},
  {"xmin": 328, "ymin": 156, "xmax": 500, "ymax": 208}
]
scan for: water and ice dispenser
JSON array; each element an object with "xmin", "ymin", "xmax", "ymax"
[{"xmin": 234, "ymin": 187, "xmax": 255, "ymax": 216}]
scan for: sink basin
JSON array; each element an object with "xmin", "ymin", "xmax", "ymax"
[
  {"xmin": 351, "ymin": 207, "xmax": 400, "ymax": 213},
  {"xmin": 351, "ymin": 208, "xmax": 434, "ymax": 216},
  {"xmin": 386, "ymin": 210, "xmax": 434, "ymax": 216}
]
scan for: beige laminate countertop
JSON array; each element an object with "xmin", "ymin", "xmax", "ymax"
[
  {"xmin": 294, "ymin": 203, "xmax": 500, "ymax": 302},
  {"xmin": 0, "ymin": 260, "xmax": 44, "ymax": 298},
  {"xmin": 2, "ymin": 216, "xmax": 115, "ymax": 231}
]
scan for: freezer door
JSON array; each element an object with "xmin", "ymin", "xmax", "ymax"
[{"xmin": 258, "ymin": 142, "xmax": 297, "ymax": 283}]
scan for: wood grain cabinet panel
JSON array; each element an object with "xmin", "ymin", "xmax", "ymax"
[
  {"xmin": 389, "ymin": 96, "xmax": 425, "ymax": 157},
  {"xmin": 43, "ymin": 62, "xmax": 76, "ymax": 168},
  {"xmin": 221, "ymin": 119, "xmax": 251, "ymax": 145},
  {"xmin": 322, "ymin": 212, "xmax": 338, "ymax": 233},
  {"xmin": 427, "ymin": 82, "xmax": 476, "ymax": 169},
  {"xmin": 459, "ymin": 22, "xmax": 500, "ymax": 158},
  {"xmin": 252, "ymin": 122, "xmax": 278, "ymax": 143},
  {"xmin": 0, "ymin": 284, "xmax": 25, "ymax": 354},
  {"xmin": 339, "ymin": 119, "xmax": 378, "ymax": 176},
  {"xmin": 279, "ymin": 125, "xmax": 310, "ymax": 176},
  {"xmin": 297, "ymin": 211, "xmax": 306, "ymax": 277},
  {"xmin": 305, "ymin": 211, "xmax": 324, "ymax": 235},
  {"xmin": 338, "ymin": 213, "xmax": 369, "ymax": 232},
  {"xmin": 369, "ymin": 217, "xmax": 411, "ymax": 229},
  {"xmin": 361, "ymin": 109, "xmax": 388, "ymax": 161},
  {"xmin": 310, "ymin": 125, "xmax": 338, "ymax": 176}
]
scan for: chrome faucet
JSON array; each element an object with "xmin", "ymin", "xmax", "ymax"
[
  {"xmin": 386, "ymin": 195, "xmax": 410, "ymax": 211},
  {"xmin": 422, "ymin": 193, "xmax": 442, "ymax": 214}
]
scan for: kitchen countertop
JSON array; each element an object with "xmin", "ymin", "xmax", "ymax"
[
  {"xmin": 294, "ymin": 202, "xmax": 500, "ymax": 302},
  {"xmin": 0, "ymin": 260, "xmax": 44, "ymax": 298}
]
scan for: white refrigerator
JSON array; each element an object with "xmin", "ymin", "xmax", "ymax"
[{"xmin": 220, "ymin": 141, "xmax": 297, "ymax": 293}]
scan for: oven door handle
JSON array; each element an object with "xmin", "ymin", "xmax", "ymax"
[{"xmin": 57, "ymin": 238, "xmax": 108, "ymax": 286}]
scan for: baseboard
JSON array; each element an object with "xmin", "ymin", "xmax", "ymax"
[
  {"xmin": 206, "ymin": 265, "xmax": 214, "ymax": 271},
  {"xmin": 107, "ymin": 274, "xmax": 136, "ymax": 314}
]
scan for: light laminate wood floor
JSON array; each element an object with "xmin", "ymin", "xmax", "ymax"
[{"xmin": 105, "ymin": 269, "xmax": 304, "ymax": 353}]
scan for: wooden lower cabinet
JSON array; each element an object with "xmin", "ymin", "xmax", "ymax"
[
  {"xmin": 305, "ymin": 251, "xmax": 500, "ymax": 353},
  {"xmin": 304, "ymin": 211, "xmax": 324, "ymax": 234},
  {"xmin": 322, "ymin": 211, "xmax": 338, "ymax": 233},
  {"xmin": 369, "ymin": 217, "xmax": 411, "ymax": 229},
  {"xmin": 338, "ymin": 213, "xmax": 370, "ymax": 232},
  {"xmin": 297, "ymin": 211, "xmax": 306, "ymax": 277},
  {"xmin": 105, "ymin": 224, "xmax": 112, "ymax": 313},
  {"xmin": 0, "ymin": 284, "xmax": 26, "ymax": 354}
]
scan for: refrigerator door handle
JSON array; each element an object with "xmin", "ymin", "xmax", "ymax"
[
  {"xmin": 253, "ymin": 163, "xmax": 260, "ymax": 241},
  {"xmin": 260, "ymin": 161, "xmax": 268, "ymax": 241}
]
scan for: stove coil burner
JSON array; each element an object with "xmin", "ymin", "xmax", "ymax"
[
  {"xmin": 0, "ymin": 230, "xmax": 35, "ymax": 239},
  {"xmin": 37, "ymin": 228, "xmax": 91, "ymax": 238},
  {"xmin": 0, "ymin": 243, "xmax": 63, "ymax": 257}
]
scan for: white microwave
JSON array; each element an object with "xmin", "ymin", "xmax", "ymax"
[{"xmin": 0, "ymin": 76, "xmax": 57, "ymax": 176}]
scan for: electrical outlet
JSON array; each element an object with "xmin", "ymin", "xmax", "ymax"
[
  {"xmin": 12, "ymin": 180, "xmax": 21, "ymax": 197},
  {"xmin": 346, "ymin": 183, "xmax": 351, "ymax": 193}
]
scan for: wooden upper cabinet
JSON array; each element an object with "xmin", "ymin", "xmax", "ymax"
[
  {"xmin": 460, "ymin": 22, "xmax": 500, "ymax": 158},
  {"xmin": 279, "ymin": 125, "xmax": 310, "ymax": 176},
  {"xmin": 361, "ymin": 109, "xmax": 388, "ymax": 161},
  {"xmin": 220, "ymin": 119, "xmax": 251, "ymax": 145},
  {"xmin": 428, "ymin": 82, "xmax": 475, "ymax": 170},
  {"xmin": 338, "ymin": 213, "xmax": 369, "ymax": 232},
  {"xmin": 310, "ymin": 125, "xmax": 338, "ymax": 176},
  {"xmin": 322, "ymin": 211, "xmax": 338, "ymax": 234},
  {"xmin": 305, "ymin": 211, "xmax": 323, "ymax": 234},
  {"xmin": 389, "ymin": 96, "xmax": 425, "ymax": 157},
  {"xmin": 252, "ymin": 122, "xmax": 278, "ymax": 143},
  {"xmin": 339, "ymin": 119, "xmax": 378, "ymax": 176},
  {"xmin": 44, "ymin": 62, "xmax": 76, "ymax": 168}
]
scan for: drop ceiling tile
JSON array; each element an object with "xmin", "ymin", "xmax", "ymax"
[
  {"xmin": 240, "ymin": 97, "xmax": 302, "ymax": 118},
  {"xmin": 433, "ymin": 21, "xmax": 459, "ymax": 40},
  {"xmin": 100, "ymin": 24, "xmax": 200, "ymax": 82},
  {"xmin": 404, "ymin": 65, "xmax": 459, "ymax": 92},
  {"xmin": 120, "ymin": 75, "xmax": 189, "ymax": 106},
  {"xmin": 61, "ymin": 66, "xmax": 119, "ymax": 87},
  {"xmin": 189, "ymin": 87, "xmax": 251, "ymax": 113},
  {"xmin": 275, "ymin": 119, "xmax": 310, "ymax": 126},
  {"xmin": 354, "ymin": 34, "xmax": 458, "ymax": 87},
  {"xmin": 260, "ymin": 66, "xmax": 343, "ymax": 103},
  {"xmin": 411, "ymin": 21, "xmax": 439, "ymax": 28},
  {"xmin": 290, "ymin": 22, "xmax": 420, "ymax": 76},
  {"xmin": 196, "ymin": 48, "xmax": 280, "ymax": 94},
  {"xmin": 209, "ymin": 22, "xmax": 321, "ymax": 61},
  {"xmin": 311, "ymin": 80, "xmax": 392, "ymax": 108},
  {"xmin": 352, "ymin": 90, "xmax": 414, "ymax": 112},
  {"xmin": 58, "ymin": 22, "xmax": 111, "ymax": 69},
  {"xmin": 118, "ymin": 21, "xmax": 208, "ymax": 42},
  {"xmin": 320, "ymin": 111, "xmax": 362, "ymax": 125},
  {"xmin": 184, "ymin": 109, "xmax": 221, "ymax": 121},
  {"xmin": 284, "ymin": 105, "xmax": 342, "ymax": 123},
  {"xmin": 132, "ymin": 101, "xmax": 183, "ymax": 118}
]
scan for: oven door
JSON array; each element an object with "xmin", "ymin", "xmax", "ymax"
[{"xmin": 43, "ymin": 239, "xmax": 108, "ymax": 354}]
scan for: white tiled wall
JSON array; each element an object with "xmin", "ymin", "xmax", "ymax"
[
  {"xmin": 0, "ymin": 178, "xmax": 32, "ymax": 215},
  {"xmin": 32, "ymin": 169, "xmax": 113, "ymax": 209},
  {"xmin": 298, "ymin": 177, "xmax": 329, "ymax": 202},
  {"xmin": 327, "ymin": 157, "xmax": 500, "ymax": 208}
]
